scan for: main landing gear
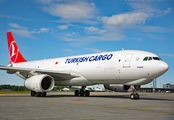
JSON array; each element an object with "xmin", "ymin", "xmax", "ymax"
[
  {"xmin": 30, "ymin": 91, "xmax": 47, "ymax": 97},
  {"xmin": 74, "ymin": 86, "xmax": 90, "ymax": 97}
]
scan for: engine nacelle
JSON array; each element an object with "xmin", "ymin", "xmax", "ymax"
[
  {"xmin": 24, "ymin": 74, "xmax": 54, "ymax": 92},
  {"xmin": 104, "ymin": 84, "xmax": 130, "ymax": 92}
]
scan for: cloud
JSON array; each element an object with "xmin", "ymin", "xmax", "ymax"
[
  {"xmin": 36, "ymin": 0, "xmax": 53, "ymax": 4},
  {"xmin": 85, "ymin": 26, "xmax": 98, "ymax": 32},
  {"xmin": 100, "ymin": 0, "xmax": 173, "ymax": 30},
  {"xmin": 101, "ymin": 12, "xmax": 149, "ymax": 27},
  {"xmin": 126, "ymin": 0, "xmax": 172, "ymax": 16},
  {"xmin": 85, "ymin": 48, "xmax": 105, "ymax": 53},
  {"xmin": 8, "ymin": 23, "xmax": 37, "ymax": 38},
  {"xmin": 88, "ymin": 32, "xmax": 127, "ymax": 41},
  {"xmin": 127, "ymin": 0, "xmax": 160, "ymax": 13},
  {"xmin": 38, "ymin": 0, "xmax": 97, "ymax": 22},
  {"xmin": 40, "ymin": 28, "xmax": 49, "ymax": 32},
  {"xmin": 9, "ymin": 23, "xmax": 28, "ymax": 30},
  {"xmin": 0, "ymin": 14, "xmax": 33, "ymax": 20},
  {"xmin": 59, "ymin": 31, "xmax": 126, "ymax": 43},
  {"xmin": 136, "ymin": 26, "xmax": 171, "ymax": 33},
  {"xmin": 165, "ymin": 8, "xmax": 172, "ymax": 14},
  {"xmin": 84, "ymin": 26, "xmax": 107, "ymax": 34},
  {"xmin": 98, "ymin": 0, "xmax": 173, "ymax": 38},
  {"xmin": 159, "ymin": 54, "xmax": 174, "ymax": 58},
  {"xmin": 8, "ymin": 29, "xmax": 37, "ymax": 39},
  {"xmin": 58, "ymin": 25, "xmax": 69, "ymax": 29},
  {"xmin": 61, "ymin": 31, "xmax": 79, "ymax": 37}
]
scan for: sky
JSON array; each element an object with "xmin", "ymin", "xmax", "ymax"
[{"xmin": 0, "ymin": 0, "xmax": 174, "ymax": 88}]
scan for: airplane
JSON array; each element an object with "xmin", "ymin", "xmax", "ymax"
[
  {"xmin": 85, "ymin": 86, "xmax": 105, "ymax": 92},
  {"xmin": 0, "ymin": 32, "xmax": 169, "ymax": 100},
  {"xmin": 93, "ymin": 87, "xmax": 105, "ymax": 92},
  {"xmin": 62, "ymin": 88, "xmax": 70, "ymax": 91}
]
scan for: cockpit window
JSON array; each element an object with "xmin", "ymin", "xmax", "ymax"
[
  {"xmin": 148, "ymin": 57, "xmax": 152, "ymax": 61},
  {"xmin": 143, "ymin": 56, "xmax": 162, "ymax": 61},
  {"xmin": 143, "ymin": 57, "xmax": 148, "ymax": 61},
  {"xmin": 153, "ymin": 57, "xmax": 161, "ymax": 60}
]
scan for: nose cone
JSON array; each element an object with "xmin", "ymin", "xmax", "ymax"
[{"xmin": 159, "ymin": 61, "xmax": 169, "ymax": 74}]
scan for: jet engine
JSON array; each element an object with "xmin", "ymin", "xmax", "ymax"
[
  {"xmin": 24, "ymin": 74, "xmax": 54, "ymax": 92},
  {"xmin": 104, "ymin": 84, "xmax": 130, "ymax": 92}
]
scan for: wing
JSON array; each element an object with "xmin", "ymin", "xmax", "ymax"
[{"xmin": 0, "ymin": 65, "xmax": 80, "ymax": 80}]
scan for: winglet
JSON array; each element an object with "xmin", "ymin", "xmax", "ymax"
[{"xmin": 7, "ymin": 32, "xmax": 27, "ymax": 64}]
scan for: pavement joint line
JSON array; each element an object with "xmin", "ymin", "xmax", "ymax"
[{"xmin": 0, "ymin": 98, "xmax": 174, "ymax": 115}]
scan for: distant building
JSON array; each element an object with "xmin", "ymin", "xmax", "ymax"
[
  {"xmin": 138, "ymin": 88, "xmax": 174, "ymax": 93},
  {"xmin": 163, "ymin": 83, "xmax": 174, "ymax": 89},
  {"xmin": 138, "ymin": 83, "xmax": 174, "ymax": 93}
]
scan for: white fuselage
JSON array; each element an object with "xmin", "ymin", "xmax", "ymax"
[{"xmin": 12, "ymin": 50, "xmax": 169, "ymax": 86}]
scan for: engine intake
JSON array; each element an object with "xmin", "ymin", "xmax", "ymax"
[{"xmin": 24, "ymin": 74, "xmax": 54, "ymax": 92}]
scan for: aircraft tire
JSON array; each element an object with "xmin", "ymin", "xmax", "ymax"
[
  {"xmin": 42, "ymin": 92, "xmax": 47, "ymax": 97},
  {"xmin": 31, "ymin": 91, "xmax": 36, "ymax": 96},
  {"xmin": 75, "ymin": 90, "xmax": 79, "ymax": 96},
  {"xmin": 130, "ymin": 93, "xmax": 139, "ymax": 100},
  {"xmin": 130, "ymin": 93, "xmax": 135, "ymax": 100},
  {"xmin": 135, "ymin": 93, "xmax": 139, "ymax": 99},
  {"xmin": 36, "ymin": 92, "xmax": 41, "ymax": 97},
  {"xmin": 85, "ymin": 90, "xmax": 90, "ymax": 96}
]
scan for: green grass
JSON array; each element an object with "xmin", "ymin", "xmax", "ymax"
[{"xmin": 0, "ymin": 91, "xmax": 30, "ymax": 94}]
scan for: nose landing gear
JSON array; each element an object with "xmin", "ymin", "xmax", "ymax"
[
  {"xmin": 130, "ymin": 93, "xmax": 139, "ymax": 100},
  {"xmin": 130, "ymin": 85, "xmax": 140, "ymax": 100}
]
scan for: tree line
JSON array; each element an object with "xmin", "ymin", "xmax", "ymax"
[
  {"xmin": 0, "ymin": 84, "xmax": 79, "ymax": 91},
  {"xmin": 51, "ymin": 86, "xmax": 79, "ymax": 91},
  {"xmin": 0, "ymin": 84, "xmax": 29, "ymax": 91}
]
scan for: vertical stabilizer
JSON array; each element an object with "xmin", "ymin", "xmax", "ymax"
[{"xmin": 7, "ymin": 32, "xmax": 27, "ymax": 64}]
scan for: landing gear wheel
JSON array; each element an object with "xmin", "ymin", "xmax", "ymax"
[
  {"xmin": 130, "ymin": 93, "xmax": 140, "ymax": 100},
  {"xmin": 42, "ymin": 92, "xmax": 47, "ymax": 97},
  {"xmin": 31, "ymin": 91, "xmax": 36, "ymax": 96},
  {"xmin": 80, "ymin": 90, "xmax": 84, "ymax": 96},
  {"xmin": 75, "ymin": 90, "xmax": 80, "ymax": 96},
  {"xmin": 130, "ymin": 93, "xmax": 135, "ymax": 100},
  {"xmin": 135, "ymin": 93, "xmax": 139, "ymax": 99},
  {"xmin": 74, "ymin": 86, "xmax": 91, "ymax": 97},
  {"xmin": 36, "ymin": 92, "xmax": 41, "ymax": 97},
  {"xmin": 84, "ymin": 90, "xmax": 90, "ymax": 96}
]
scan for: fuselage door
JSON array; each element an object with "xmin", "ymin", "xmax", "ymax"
[{"xmin": 123, "ymin": 53, "xmax": 133, "ymax": 68}]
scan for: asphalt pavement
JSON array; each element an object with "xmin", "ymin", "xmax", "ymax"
[{"xmin": 0, "ymin": 92, "xmax": 174, "ymax": 120}]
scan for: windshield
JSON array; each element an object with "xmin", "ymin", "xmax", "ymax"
[
  {"xmin": 153, "ymin": 57, "xmax": 162, "ymax": 60},
  {"xmin": 143, "ymin": 57, "xmax": 162, "ymax": 61},
  {"xmin": 143, "ymin": 57, "xmax": 148, "ymax": 61}
]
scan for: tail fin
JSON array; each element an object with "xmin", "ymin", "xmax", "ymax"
[{"xmin": 7, "ymin": 32, "xmax": 27, "ymax": 64}]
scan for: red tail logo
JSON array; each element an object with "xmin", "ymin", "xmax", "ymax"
[{"xmin": 7, "ymin": 32, "xmax": 27, "ymax": 64}]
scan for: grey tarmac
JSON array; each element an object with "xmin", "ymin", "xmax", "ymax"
[{"xmin": 0, "ymin": 92, "xmax": 174, "ymax": 120}]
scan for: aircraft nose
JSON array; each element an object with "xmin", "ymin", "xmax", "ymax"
[{"xmin": 159, "ymin": 61, "xmax": 169, "ymax": 73}]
